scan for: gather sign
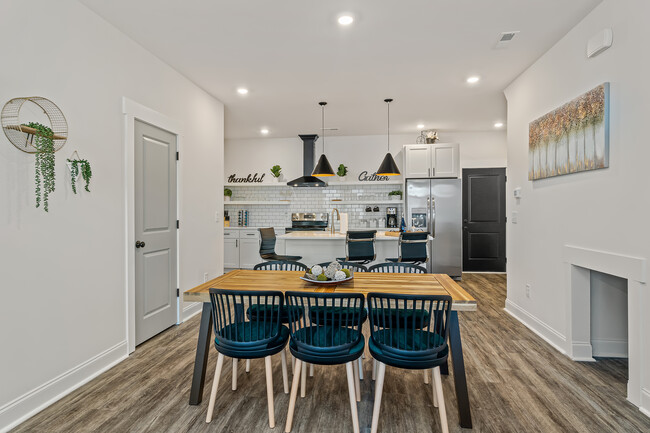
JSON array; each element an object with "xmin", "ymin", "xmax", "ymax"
[
  {"xmin": 227, "ymin": 173, "xmax": 266, "ymax": 183},
  {"xmin": 357, "ymin": 171, "xmax": 390, "ymax": 182}
]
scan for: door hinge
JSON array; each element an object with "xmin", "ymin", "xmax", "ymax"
[
  {"xmin": 177, "ymin": 220, "xmax": 180, "ymax": 229},
  {"xmin": 176, "ymin": 151, "xmax": 179, "ymax": 161},
  {"xmin": 505, "ymin": 175, "xmax": 507, "ymax": 182},
  {"xmin": 176, "ymin": 288, "xmax": 180, "ymax": 297},
  {"xmin": 505, "ymin": 217, "xmax": 507, "ymax": 222},
  {"xmin": 505, "ymin": 257, "xmax": 508, "ymax": 263}
]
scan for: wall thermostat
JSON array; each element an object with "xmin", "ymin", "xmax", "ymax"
[{"xmin": 587, "ymin": 28, "xmax": 613, "ymax": 58}]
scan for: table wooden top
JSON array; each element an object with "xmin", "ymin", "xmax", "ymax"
[{"xmin": 184, "ymin": 270, "xmax": 477, "ymax": 311}]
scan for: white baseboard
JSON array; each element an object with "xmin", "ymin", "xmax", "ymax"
[
  {"xmin": 182, "ymin": 302, "xmax": 202, "ymax": 322},
  {"xmin": 504, "ymin": 298, "xmax": 567, "ymax": 355},
  {"xmin": 640, "ymin": 388, "xmax": 650, "ymax": 418},
  {"xmin": 0, "ymin": 341, "xmax": 128, "ymax": 433},
  {"xmin": 591, "ymin": 338, "xmax": 628, "ymax": 358}
]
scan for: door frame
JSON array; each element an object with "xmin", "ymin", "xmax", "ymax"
[{"xmin": 122, "ymin": 97, "xmax": 183, "ymax": 354}]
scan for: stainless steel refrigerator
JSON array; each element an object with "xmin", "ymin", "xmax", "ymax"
[{"xmin": 406, "ymin": 179, "xmax": 462, "ymax": 278}]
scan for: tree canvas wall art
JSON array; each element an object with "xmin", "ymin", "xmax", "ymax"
[{"xmin": 529, "ymin": 83, "xmax": 609, "ymax": 180}]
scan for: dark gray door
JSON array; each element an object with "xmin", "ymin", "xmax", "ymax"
[
  {"xmin": 462, "ymin": 168, "xmax": 506, "ymax": 272},
  {"xmin": 135, "ymin": 120, "xmax": 178, "ymax": 345}
]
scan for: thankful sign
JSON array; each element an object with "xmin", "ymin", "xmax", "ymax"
[{"xmin": 227, "ymin": 173, "xmax": 266, "ymax": 183}]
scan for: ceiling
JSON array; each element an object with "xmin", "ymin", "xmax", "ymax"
[{"xmin": 81, "ymin": 0, "xmax": 601, "ymax": 139}]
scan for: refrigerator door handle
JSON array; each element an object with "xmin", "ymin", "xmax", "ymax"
[{"xmin": 430, "ymin": 197, "xmax": 436, "ymax": 238}]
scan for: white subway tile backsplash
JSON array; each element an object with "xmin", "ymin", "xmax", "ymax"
[{"xmin": 225, "ymin": 183, "xmax": 403, "ymax": 228}]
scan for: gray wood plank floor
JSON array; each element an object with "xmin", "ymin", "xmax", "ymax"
[{"xmin": 12, "ymin": 274, "xmax": 650, "ymax": 432}]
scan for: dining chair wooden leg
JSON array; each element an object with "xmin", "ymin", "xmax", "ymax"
[
  {"xmin": 372, "ymin": 359, "xmax": 377, "ymax": 381},
  {"xmin": 432, "ymin": 368, "xmax": 438, "ymax": 407},
  {"xmin": 370, "ymin": 361, "xmax": 386, "ymax": 433},
  {"xmin": 285, "ymin": 359, "xmax": 303, "ymax": 433},
  {"xmin": 300, "ymin": 361, "xmax": 307, "ymax": 398},
  {"xmin": 290, "ymin": 350, "xmax": 294, "ymax": 374},
  {"xmin": 309, "ymin": 363, "xmax": 314, "ymax": 377},
  {"xmin": 280, "ymin": 349, "xmax": 290, "ymax": 394},
  {"xmin": 358, "ymin": 357, "xmax": 364, "ymax": 380},
  {"xmin": 232, "ymin": 358, "xmax": 238, "ymax": 391},
  {"xmin": 352, "ymin": 359, "xmax": 361, "ymax": 402},
  {"xmin": 246, "ymin": 359, "xmax": 251, "ymax": 373},
  {"xmin": 433, "ymin": 366, "xmax": 449, "ymax": 433},
  {"xmin": 206, "ymin": 353, "xmax": 225, "ymax": 423},
  {"xmin": 345, "ymin": 362, "xmax": 361, "ymax": 433},
  {"xmin": 424, "ymin": 369, "xmax": 429, "ymax": 384},
  {"xmin": 264, "ymin": 356, "xmax": 276, "ymax": 428}
]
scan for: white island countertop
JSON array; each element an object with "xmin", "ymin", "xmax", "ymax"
[{"xmin": 278, "ymin": 231, "xmax": 433, "ymax": 241}]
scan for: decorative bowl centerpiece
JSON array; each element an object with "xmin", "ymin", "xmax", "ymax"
[{"xmin": 300, "ymin": 261, "xmax": 354, "ymax": 285}]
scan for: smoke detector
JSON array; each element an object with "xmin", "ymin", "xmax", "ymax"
[{"xmin": 495, "ymin": 31, "xmax": 520, "ymax": 48}]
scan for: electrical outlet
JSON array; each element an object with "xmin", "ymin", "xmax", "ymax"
[
  {"xmin": 204, "ymin": 272, "xmax": 209, "ymax": 283},
  {"xmin": 525, "ymin": 284, "xmax": 531, "ymax": 298}
]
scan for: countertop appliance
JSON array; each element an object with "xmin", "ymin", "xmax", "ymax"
[
  {"xmin": 386, "ymin": 207, "xmax": 398, "ymax": 228},
  {"xmin": 406, "ymin": 179, "xmax": 462, "ymax": 278},
  {"xmin": 286, "ymin": 212, "xmax": 329, "ymax": 232}
]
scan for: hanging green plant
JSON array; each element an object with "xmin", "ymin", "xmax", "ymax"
[
  {"xmin": 23, "ymin": 122, "xmax": 55, "ymax": 211},
  {"xmin": 67, "ymin": 158, "xmax": 93, "ymax": 193}
]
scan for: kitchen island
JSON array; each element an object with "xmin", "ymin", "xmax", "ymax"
[{"xmin": 277, "ymin": 230, "xmax": 432, "ymax": 267}]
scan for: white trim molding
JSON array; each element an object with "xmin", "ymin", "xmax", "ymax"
[
  {"xmin": 122, "ymin": 97, "xmax": 184, "ymax": 354},
  {"xmin": 504, "ymin": 299, "xmax": 567, "ymax": 355},
  {"xmin": 563, "ymin": 245, "xmax": 647, "ymax": 413},
  {"xmin": 182, "ymin": 301, "xmax": 202, "ymax": 322},
  {"xmin": 0, "ymin": 341, "xmax": 127, "ymax": 433}
]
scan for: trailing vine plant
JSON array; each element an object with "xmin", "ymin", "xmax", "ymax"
[
  {"xmin": 67, "ymin": 158, "xmax": 93, "ymax": 193},
  {"xmin": 24, "ymin": 122, "xmax": 55, "ymax": 211}
]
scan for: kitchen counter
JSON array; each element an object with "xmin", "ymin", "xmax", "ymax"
[
  {"xmin": 278, "ymin": 231, "xmax": 432, "ymax": 241},
  {"xmin": 277, "ymin": 230, "xmax": 432, "ymax": 266}
]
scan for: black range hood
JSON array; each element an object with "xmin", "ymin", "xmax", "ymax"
[{"xmin": 287, "ymin": 134, "xmax": 328, "ymax": 187}]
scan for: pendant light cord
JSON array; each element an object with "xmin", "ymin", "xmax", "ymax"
[
  {"xmin": 384, "ymin": 98, "xmax": 393, "ymax": 153},
  {"xmin": 319, "ymin": 101, "xmax": 327, "ymax": 155}
]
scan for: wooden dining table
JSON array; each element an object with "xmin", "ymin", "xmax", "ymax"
[{"xmin": 184, "ymin": 269, "xmax": 477, "ymax": 428}]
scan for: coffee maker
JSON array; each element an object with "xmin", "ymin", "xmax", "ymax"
[{"xmin": 386, "ymin": 207, "xmax": 398, "ymax": 228}]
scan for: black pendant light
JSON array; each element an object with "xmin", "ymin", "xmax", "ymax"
[
  {"xmin": 377, "ymin": 98, "xmax": 401, "ymax": 176},
  {"xmin": 312, "ymin": 101, "xmax": 335, "ymax": 177}
]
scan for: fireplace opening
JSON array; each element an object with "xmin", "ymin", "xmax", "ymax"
[{"xmin": 590, "ymin": 270, "xmax": 628, "ymax": 360}]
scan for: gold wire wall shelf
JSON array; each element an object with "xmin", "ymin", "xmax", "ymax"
[{"xmin": 1, "ymin": 97, "xmax": 68, "ymax": 153}]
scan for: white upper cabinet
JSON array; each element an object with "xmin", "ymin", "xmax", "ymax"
[
  {"xmin": 403, "ymin": 144, "xmax": 431, "ymax": 178},
  {"xmin": 403, "ymin": 143, "xmax": 460, "ymax": 179}
]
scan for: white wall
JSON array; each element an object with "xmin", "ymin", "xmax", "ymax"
[
  {"xmin": 0, "ymin": 1, "xmax": 224, "ymax": 430},
  {"xmin": 504, "ymin": 0, "xmax": 649, "ymax": 413},
  {"xmin": 225, "ymin": 131, "xmax": 506, "ymax": 182}
]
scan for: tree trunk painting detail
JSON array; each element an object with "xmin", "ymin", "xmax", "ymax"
[{"xmin": 528, "ymin": 83, "xmax": 609, "ymax": 180}]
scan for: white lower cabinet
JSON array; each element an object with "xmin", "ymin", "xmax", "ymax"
[{"xmin": 224, "ymin": 229, "xmax": 261, "ymax": 271}]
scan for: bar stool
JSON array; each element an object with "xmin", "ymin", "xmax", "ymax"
[
  {"xmin": 205, "ymin": 289, "xmax": 290, "ymax": 429},
  {"xmin": 337, "ymin": 230, "xmax": 377, "ymax": 265},
  {"xmin": 259, "ymin": 227, "xmax": 302, "ymax": 262},
  {"xmin": 367, "ymin": 293, "xmax": 453, "ymax": 433},
  {"xmin": 386, "ymin": 231, "xmax": 429, "ymax": 265}
]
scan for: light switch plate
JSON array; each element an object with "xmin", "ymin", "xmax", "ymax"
[{"xmin": 512, "ymin": 211, "xmax": 518, "ymax": 224}]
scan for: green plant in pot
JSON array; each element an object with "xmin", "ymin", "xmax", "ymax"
[
  {"xmin": 24, "ymin": 122, "xmax": 55, "ymax": 212},
  {"xmin": 67, "ymin": 158, "xmax": 93, "ymax": 194},
  {"xmin": 388, "ymin": 190, "xmax": 403, "ymax": 200},
  {"xmin": 224, "ymin": 187, "xmax": 232, "ymax": 201},
  {"xmin": 270, "ymin": 165, "xmax": 282, "ymax": 182},
  {"xmin": 337, "ymin": 163, "xmax": 348, "ymax": 181}
]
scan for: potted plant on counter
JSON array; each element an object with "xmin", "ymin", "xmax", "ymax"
[
  {"xmin": 337, "ymin": 163, "xmax": 348, "ymax": 182},
  {"xmin": 388, "ymin": 190, "xmax": 403, "ymax": 201},
  {"xmin": 224, "ymin": 187, "xmax": 232, "ymax": 201},
  {"xmin": 270, "ymin": 165, "xmax": 282, "ymax": 183}
]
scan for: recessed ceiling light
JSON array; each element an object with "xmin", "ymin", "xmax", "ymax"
[
  {"xmin": 338, "ymin": 15, "xmax": 354, "ymax": 25},
  {"xmin": 494, "ymin": 122, "xmax": 504, "ymax": 128},
  {"xmin": 237, "ymin": 88, "xmax": 249, "ymax": 95},
  {"xmin": 260, "ymin": 129, "xmax": 269, "ymax": 134},
  {"xmin": 417, "ymin": 124, "xmax": 425, "ymax": 129},
  {"xmin": 466, "ymin": 76, "xmax": 480, "ymax": 84}
]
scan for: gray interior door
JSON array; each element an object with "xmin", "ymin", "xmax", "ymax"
[
  {"xmin": 135, "ymin": 120, "xmax": 177, "ymax": 345},
  {"xmin": 462, "ymin": 168, "xmax": 506, "ymax": 272}
]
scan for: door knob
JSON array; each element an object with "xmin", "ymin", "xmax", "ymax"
[{"xmin": 135, "ymin": 241, "xmax": 145, "ymax": 248}]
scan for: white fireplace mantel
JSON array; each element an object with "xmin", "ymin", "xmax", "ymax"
[{"xmin": 563, "ymin": 245, "xmax": 648, "ymax": 414}]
